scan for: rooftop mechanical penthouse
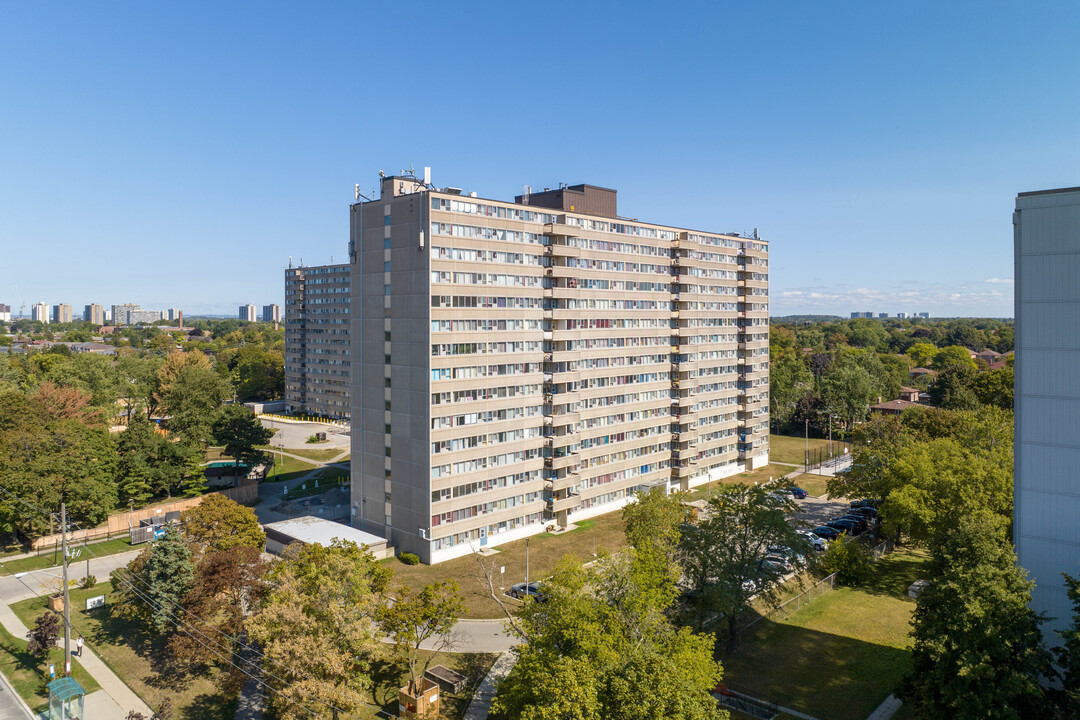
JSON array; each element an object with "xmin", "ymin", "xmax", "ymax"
[{"xmin": 350, "ymin": 171, "xmax": 770, "ymax": 563}]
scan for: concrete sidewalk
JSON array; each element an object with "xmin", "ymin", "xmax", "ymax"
[
  {"xmin": 462, "ymin": 651, "xmax": 517, "ymax": 720},
  {"xmin": 0, "ymin": 601, "xmax": 152, "ymax": 719}
]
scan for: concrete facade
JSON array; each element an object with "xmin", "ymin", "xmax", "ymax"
[
  {"xmin": 350, "ymin": 173, "xmax": 770, "ymax": 563},
  {"xmin": 239, "ymin": 304, "xmax": 256, "ymax": 322},
  {"xmin": 284, "ymin": 264, "xmax": 351, "ymax": 419},
  {"xmin": 84, "ymin": 303, "xmax": 104, "ymax": 325},
  {"xmin": 31, "ymin": 303, "xmax": 49, "ymax": 323},
  {"xmin": 52, "ymin": 303, "xmax": 72, "ymax": 324},
  {"xmin": 262, "ymin": 304, "xmax": 281, "ymax": 323},
  {"xmin": 1014, "ymin": 186, "xmax": 1080, "ymax": 640}
]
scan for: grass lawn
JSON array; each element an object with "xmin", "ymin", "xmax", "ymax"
[
  {"xmin": 11, "ymin": 583, "xmax": 238, "ymax": 719},
  {"xmin": 387, "ymin": 512, "xmax": 628, "ymax": 618},
  {"xmin": 282, "ymin": 470, "xmax": 350, "ymax": 501},
  {"xmin": 0, "ymin": 622, "xmax": 101, "ymax": 714},
  {"xmin": 0, "ymin": 538, "xmax": 135, "ymax": 577},
  {"xmin": 365, "ymin": 650, "xmax": 497, "ymax": 720},
  {"xmin": 204, "ymin": 446, "xmax": 231, "ymax": 462},
  {"xmin": 789, "ymin": 473, "xmax": 830, "ymax": 498},
  {"xmin": 686, "ymin": 464, "xmax": 795, "ymax": 501},
  {"xmin": 768, "ymin": 434, "xmax": 844, "ymax": 466},
  {"xmin": 271, "ymin": 447, "xmax": 345, "ymax": 462},
  {"xmin": 720, "ymin": 549, "xmax": 927, "ymax": 720},
  {"xmin": 263, "ymin": 455, "xmax": 318, "ymax": 483}
]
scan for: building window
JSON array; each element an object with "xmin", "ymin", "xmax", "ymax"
[
  {"xmin": 384, "ymin": 261, "xmax": 391, "ymax": 272},
  {"xmin": 384, "ymin": 378, "xmax": 391, "ymax": 388},
  {"xmin": 385, "ymin": 424, "xmax": 391, "ymax": 434},
  {"xmin": 384, "ymin": 237, "xmax": 391, "ymax": 250}
]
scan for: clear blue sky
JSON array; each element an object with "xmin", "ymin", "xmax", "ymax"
[{"xmin": 3, "ymin": 1, "xmax": 1078, "ymax": 318}]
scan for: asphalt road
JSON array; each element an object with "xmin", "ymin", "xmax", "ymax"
[{"xmin": 0, "ymin": 550, "xmax": 141, "ymax": 605}]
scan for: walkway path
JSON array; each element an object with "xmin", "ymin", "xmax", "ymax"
[
  {"xmin": 865, "ymin": 694, "xmax": 903, "ymax": 720},
  {"xmin": 0, "ymin": 551, "xmax": 152, "ymax": 719},
  {"xmin": 462, "ymin": 651, "xmax": 517, "ymax": 720}
]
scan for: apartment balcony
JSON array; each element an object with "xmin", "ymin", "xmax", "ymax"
[
  {"xmin": 543, "ymin": 222, "xmax": 572, "ymax": 237},
  {"xmin": 547, "ymin": 495, "xmax": 579, "ymax": 514},
  {"xmin": 551, "ymin": 472, "xmax": 578, "ymax": 492}
]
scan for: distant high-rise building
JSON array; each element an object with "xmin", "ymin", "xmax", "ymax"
[
  {"xmin": 239, "ymin": 304, "xmax": 256, "ymax": 322},
  {"xmin": 351, "ymin": 174, "xmax": 770, "ymax": 563},
  {"xmin": 878, "ymin": 313, "xmax": 889, "ymax": 319},
  {"xmin": 850, "ymin": 311, "xmax": 874, "ymax": 318},
  {"xmin": 262, "ymin": 304, "xmax": 281, "ymax": 323},
  {"xmin": 84, "ymin": 304, "xmax": 104, "ymax": 325},
  {"xmin": 168, "ymin": 308, "xmax": 182, "ymax": 321},
  {"xmin": 896, "ymin": 312, "xmax": 908, "ymax": 319},
  {"xmin": 32, "ymin": 303, "xmax": 50, "ymax": 323},
  {"xmin": 284, "ymin": 265, "xmax": 350, "ymax": 420},
  {"xmin": 127, "ymin": 309, "xmax": 164, "ymax": 324},
  {"xmin": 0, "ymin": 304, "xmax": 11, "ymax": 322},
  {"xmin": 51, "ymin": 304, "xmax": 72, "ymax": 324},
  {"xmin": 917, "ymin": 312, "xmax": 930, "ymax": 319},
  {"xmin": 111, "ymin": 303, "xmax": 139, "ymax": 325},
  {"xmin": 1014, "ymin": 185, "xmax": 1080, "ymax": 643}
]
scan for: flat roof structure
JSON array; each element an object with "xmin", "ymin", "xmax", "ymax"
[{"xmin": 263, "ymin": 516, "xmax": 390, "ymax": 558}]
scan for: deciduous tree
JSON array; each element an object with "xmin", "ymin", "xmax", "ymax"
[
  {"xmin": 180, "ymin": 493, "xmax": 265, "ymax": 553},
  {"xmin": 210, "ymin": 404, "xmax": 271, "ymax": 477},
  {"xmin": 26, "ymin": 611, "xmax": 60, "ymax": 660},
  {"xmin": 379, "ymin": 580, "xmax": 464, "ymax": 692},
  {"xmin": 899, "ymin": 511, "xmax": 1051, "ymax": 719},
  {"xmin": 246, "ymin": 540, "xmax": 392, "ymax": 720}
]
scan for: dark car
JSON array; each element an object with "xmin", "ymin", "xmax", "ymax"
[
  {"xmin": 509, "ymin": 582, "xmax": 546, "ymax": 602},
  {"xmin": 827, "ymin": 519, "xmax": 862, "ymax": 536},
  {"xmin": 836, "ymin": 515, "xmax": 870, "ymax": 531},
  {"xmin": 812, "ymin": 526, "xmax": 842, "ymax": 540},
  {"xmin": 788, "ymin": 487, "xmax": 809, "ymax": 499},
  {"xmin": 851, "ymin": 506, "xmax": 878, "ymax": 519}
]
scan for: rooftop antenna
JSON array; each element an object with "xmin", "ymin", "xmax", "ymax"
[{"xmin": 289, "ymin": 256, "xmax": 293, "ymax": 268}]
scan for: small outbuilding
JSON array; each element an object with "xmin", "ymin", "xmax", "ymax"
[
  {"xmin": 47, "ymin": 677, "xmax": 85, "ymax": 720},
  {"xmin": 263, "ymin": 516, "xmax": 391, "ymax": 559}
]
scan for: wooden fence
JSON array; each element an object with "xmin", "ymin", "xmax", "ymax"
[{"xmin": 30, "ymin": 482, "xmax": 259, "ymax": 550}]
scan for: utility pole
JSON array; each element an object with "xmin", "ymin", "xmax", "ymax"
[
  {"xmin": 804, "ymin": 419, "xmax": 809, "ymax": 473},
  {"xmin": 60, "ymin": 503, "xmax": 71, "ymax": 675},
  {"xmin": 525, "ymin": 538, "xmax": 530, "ymax": 590}
]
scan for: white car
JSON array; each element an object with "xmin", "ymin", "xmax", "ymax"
[{"xmin": 798, "ymin": 530, "xmax": 827, "ymax": 552}]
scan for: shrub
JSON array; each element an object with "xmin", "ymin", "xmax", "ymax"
[
  {"xmin": 306, "ymin": 434, "xmax": 320, "ymax": 444},
  {"xmin": 818, "ymin": 535, "xmax": 872, "ymax": 585},
  {"xmin": 80, "ymin": 574, "xmax": 97, "ymax": 590},
  {"xmin": 399, "ymin": 552, "xmax": 420, "ymax": 565}
]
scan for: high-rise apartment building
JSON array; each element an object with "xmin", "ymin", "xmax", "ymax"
[
  {"xmin": 84, "ymin": 304, "xmax": 104, "ymax": 325},
  {"xmin": 263, "ymin": 304, "xmax": 282, "ymax": 323},
  {"xmin": 285, "ymin": 265, "xmax": 351, "ymax": 419},
  {"xmin": 0, "ymin": 304, "xmax": 11, "ymax": 322},
  {"xmin": 239, "ymin": 304, "xmax": 256, "ymax": 322},
  {"xmin": 350, "ymin": 173, "xmax": 769, "ymax": 563},
  {"xmin": 168, "ymin": 308, "xmax": 182, "ymax": 322},
  {"xmin": 32, "ymin": 303, "xmax": 49, "ymax": 323},
  {"xmin": 1014, "ymin": 186, "xmax": 1080, "ymax": 641},
  {"xmin": 111, "ymin": 303, "xmax": 138, "ymax": 325},
  {"xmin": 51, "ymin": 304, "xmax": 72, "ymax": 324}
]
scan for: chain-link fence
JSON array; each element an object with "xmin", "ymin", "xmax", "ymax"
[{"xmin": 737, "ymin": 572, "xmax": 837, "ymax": 645}]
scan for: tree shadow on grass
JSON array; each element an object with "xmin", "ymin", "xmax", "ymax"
[
  {"xmin": 370, "ymin": 654, "xmax": 409, "ymax": 711},
  {"xmin": 856, "ymin": 548, "xmax": 929, "ymax": 600},
  {"xmin": 183, "ymin": 691, "xmax": 237, "ymax": 720},
  {"xmin": 721, "ymin": 618, "xmax": 912, "ymax": 720}
]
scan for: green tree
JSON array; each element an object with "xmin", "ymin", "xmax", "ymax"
[
  {"xmin": 379, "ymin": 580, "xmax": 464, "ymax": 692},
  {"xmin": 112, "ymin": 526, "xmax": 195, "ymax": 635},
  {"xmin": 817, "ymin": 533, "xmax": 871, "ymax": 584},
  {"xmin": 494, "ymin": 554, "xmax": 726, "ymax": 720},
  {"xmin": 622, "ymin": 488, "xmax": 686, "ymax": 605},
  {"xmin": 769, "ymin": 352, "xmax": 813, "ymax": 432},
  {"xmin": 232, "ymin": 345, "xmax": 285, "ymax": 402},
  {"xmin": 928, "ymin": 366, "xmax": 979, "ymax": 411},
  {"xmin": 678, "ymin": 480, "xmax": 808, "ymax": 649},
  {"xmin": 821, "ymin": 358, "xmax": 876, "ymax": 431},
  {"xmin": 932, "ymin": 345, "xmax": 977, "ymax": 373},
  {"xmin": 160, "ymin": 364, "xmax": 231, "ymax": 444},
  {"xmin": 180, "ymin": 493, "xmax": 265, "ymax": 553},
  {"xmin": 1054, "ymin": 572, "xmax": 1080, "ymax": 717},
  {"xmin": 899, "ymin": 511, "xmax": 1051, "ymax": 719},
  {"xmin": 246, "ymin": 540, "xmax": 392, "ymax": 720},
  {"xmin": 211, "ymin": 404, "xmax": 271, "ymax": 476},
  {"xmin": 906, "ymin": 342, "xmax": 938, "ymax": 368},
  {"xmin": 971, "ymin": 365, "xmax": 1013, "ymax": 410}
]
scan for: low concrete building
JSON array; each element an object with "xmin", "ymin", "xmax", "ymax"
[{"xmin": 263, "ymin": 515, "xmax": 391, "ymax": 559}]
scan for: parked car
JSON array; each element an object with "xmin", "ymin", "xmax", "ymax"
[
  {"xmin": 509, "ymin": 582, "xmax": 546, "ymax": 602},
  {"xmin": 850, "ymin": 506, "xmax": 878, "ymax": 519},
  {"xmin": 836, "ymin": 515, "xmax": 870, "ymax": 531},
  {"xmin": 763, "ymin": 553, "xmax": 795, "ymax": 573},
  {"xmin": 812, "ymin": 526, "xmax": 842, "ymax": 540},
  {"xmin": 798, "ymin": 530, "xmax": 827, "ymax": 551},
  {"xmin": 788, "ymin": 487, "xmax": 809, "ymax": 499},
  {"xmin": 757, "ymin": 557, "xmax": 785, "ymax": 576},
  {"xmin": 827, "ymin": 519, "xmax": 862, "ymax": 535}
]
